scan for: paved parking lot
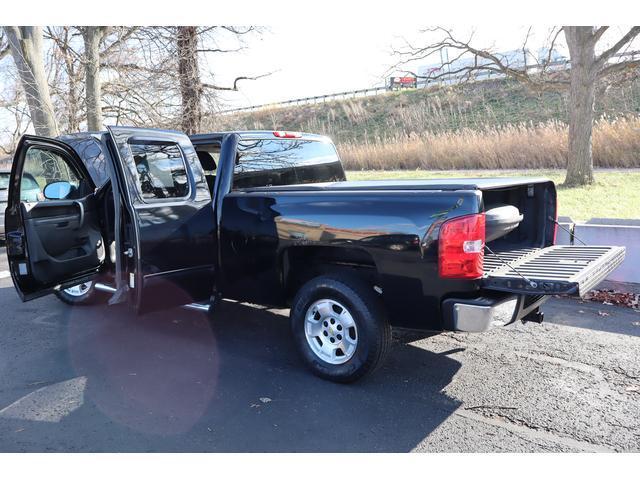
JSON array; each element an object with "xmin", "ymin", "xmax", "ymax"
[{"xmin": 1, "ymin": 247, "xmax": 639, "ymax": 452}]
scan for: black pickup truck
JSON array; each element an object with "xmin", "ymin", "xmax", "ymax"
[{"xmin": 3, "ymin": 127, "xmax": 626, "ymax": 382}]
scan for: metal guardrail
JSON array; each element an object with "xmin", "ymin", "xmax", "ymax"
[
  {"xmin": 218, "ymin": 86, "xmax": 390, "ymax": 114},
  {"xmin": 219, "ymin": 50, "xmax": 640, "ymax": 115}
]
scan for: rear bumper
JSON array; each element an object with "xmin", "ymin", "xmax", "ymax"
[{"xmin": 442, "ymin": 293, "xmax": 548, "ymax": 332}]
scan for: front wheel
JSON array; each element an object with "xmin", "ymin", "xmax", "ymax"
[
  {"xmin": 55, "ymin": 281, "xmax": 104, "ymax": 306},
  {"xmin": 290, "ymin": 275, "xmax": 391, "ymax": 383}
]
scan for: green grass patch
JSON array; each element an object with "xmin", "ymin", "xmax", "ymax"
[{"xmin": 346, "ymin": 169, "xmax": 640, "ymax": 222}]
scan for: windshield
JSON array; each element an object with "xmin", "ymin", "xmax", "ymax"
[{"xmin": 0, "ymin": 172, "xmax": 9, "ymax": 189}]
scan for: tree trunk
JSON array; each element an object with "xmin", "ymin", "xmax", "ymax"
[
  {"xmin": 59, "ymin": 28, "xmax": 80, "ymax": 132},
  {"xmin": 66, "ymin": 67, "xmax": 80, "ymax": 132},
  {"xmin": 563, "ymin": 27, "xmax": 597, "ymax": 186},
  {"xmin": 176, "ymin": 26, "xmax": 202, "ymax": 135},
  {"xmin": 83, "ymin": 26, "xmax": 106, "ymax": 132},
  {"xmin": 4, "ymin": 26, "xmax": 59, "ymax": 137}
]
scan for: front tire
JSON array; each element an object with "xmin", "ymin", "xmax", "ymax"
[
  {"xmin": 55, "ymin": 281, "xmax": 104, "ymax": 306},
  {"xmin": 290, "ymin": 274, "xmax": 391, "ymax": 383}
]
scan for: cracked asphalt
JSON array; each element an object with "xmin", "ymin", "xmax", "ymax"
[{"xmin": 0, "ymin": 247, "xmax": 639, "ymax": 452}]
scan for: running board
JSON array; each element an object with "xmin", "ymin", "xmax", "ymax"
[
  {"xmin": 95, "ymin": 282, "xmax": 211, "ymax": 312},
  {"xmin": 96, "ymin": 283, "xmax": 209, "ymax": 313},
  {"xmin": 95, "ymin": 282, "xmax": 117, "ymax": 293},
  {"xmin": 183, "ymin": 302, "xmax": 211, "ymax": 312}
]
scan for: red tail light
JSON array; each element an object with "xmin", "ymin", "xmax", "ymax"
[
  {"xmin": 273, "ymin": 131, "xmax": 302, "ymax": 138},
  {"xmin": 439, "ymin": 213, "xmax": 485, "ymax": 279}
]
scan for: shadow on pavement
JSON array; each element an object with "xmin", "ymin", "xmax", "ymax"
[{"xmin": 0, "ymin": 294, "xmax": 462, "ymax": 452}]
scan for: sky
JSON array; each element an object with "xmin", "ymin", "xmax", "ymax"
[{"xmin": 205, "ymin": 25, "xmax": 556, "ymax": 109}]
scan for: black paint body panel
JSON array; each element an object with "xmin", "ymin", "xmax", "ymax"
[{"xmin": 218, "ymin": 188, "xmax": 483, "ymax": 330}]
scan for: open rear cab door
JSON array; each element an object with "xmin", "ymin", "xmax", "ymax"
[
  {"xmin": 106, "ymin": 126, "xmax": 217, "ymax": 314},
  {"xmin": 4, "ymin": 135, "xmax": 105, "ymax": 301},
  {"xmin": 482, "ymin": 245, "xmax": 626, "ymax": 296}
]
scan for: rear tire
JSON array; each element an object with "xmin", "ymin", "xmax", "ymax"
[
  {"xmin": 55, "ymin": 281, "xmax": 104, "ymax": 306},
  {"xmin": 290, "ymin": 274, "xmax": 391, "ymax": 383}
]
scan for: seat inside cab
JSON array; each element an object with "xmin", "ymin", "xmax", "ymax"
[{"xmin": 195, "ymin": 145, "xmax": 220, "ymax": 194}]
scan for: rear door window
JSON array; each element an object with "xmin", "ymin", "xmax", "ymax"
[{"xmin": 129, "ymin": 141, "xmax": 190, "ymax": 200}]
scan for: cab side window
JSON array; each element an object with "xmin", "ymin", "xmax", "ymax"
[
  {"xmin": 129, "ymin": 141, "xmax": 190, "ymax": 200},
  {"xmin": 22, "ymin": 147, "xmax": 82, "ymax": 202}
]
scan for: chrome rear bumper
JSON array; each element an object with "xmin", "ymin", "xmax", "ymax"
[{"xmin": 442, "ymin": 293, "xmax": 548, "ymax": 332}]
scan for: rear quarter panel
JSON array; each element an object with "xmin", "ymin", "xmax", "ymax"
[{"xmin": 219, "ymin": 188, "xmax": 483, "ymax": 330}]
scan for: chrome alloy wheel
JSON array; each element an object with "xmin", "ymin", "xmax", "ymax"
[
  {"xmin": 304, "ymin": 299, "xmax": 358, "ymax": 365},
  {"xmin": 63, "ymin": 281, "xmax": 93, "ymax": 297}
]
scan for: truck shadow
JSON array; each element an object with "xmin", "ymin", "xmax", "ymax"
[
  {"xmin": 0, "ymin": 292, "xmax": 462, "ymax": 452},
  {"xmin": 77, "ymin": 300, "xmax": 462, "ymax": 452}
]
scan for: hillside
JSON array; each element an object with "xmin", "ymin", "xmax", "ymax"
[{"xmin": 209, "ymin": 78, "xmax": 640, "ymax": 146}]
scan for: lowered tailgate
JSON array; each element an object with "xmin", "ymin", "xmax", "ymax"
[{"xmin": 482, "ymin": 245, "xmax": 626, "ymax": 297}]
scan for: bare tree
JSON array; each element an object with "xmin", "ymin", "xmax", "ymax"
[
  {"xmin": 394, "ymin": 26, "xmax": 640, "ymax": 186},
  {"xmin": 176, "ymin": 26, "xmax": 202, "ymax": 135},
  {"xmin": 1, "ymin": 26, "xmax": 264, "ymax": 142},
  {"xmin": 45, "ymin": 26, "xmax": 84, "ymax": 132},
  {"xmin": 174, "ymin": 26, "xmax": 266, "ymax": 134},
  {"xmin": 45, "ymin": 26, "xmax": 140, "ymax": 133},
  {"xmin": 3, "ymin": 26, "xmax": 59, "ymax": 136},
  {"xmin": 81, "ymin": 26, "xmax": 109, "ymax": 131},
  {"xmin": 563, "ymin": 27, "xmax": 640, "ymax": 185}
]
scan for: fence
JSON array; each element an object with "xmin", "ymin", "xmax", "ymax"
[{"xmin": 218, "ymin": 50, "xmax": 640, "ymax": 116}]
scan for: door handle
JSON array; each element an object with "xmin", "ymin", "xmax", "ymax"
[{"xmin": 74, "ymin": 200, "xmax": 85, "ymax": 229}]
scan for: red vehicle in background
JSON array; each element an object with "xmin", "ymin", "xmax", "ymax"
[{"xmin": 387, "ymin": 76, "xmax": 417, "ymax": 90}]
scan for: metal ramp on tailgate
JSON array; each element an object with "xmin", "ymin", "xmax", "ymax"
[{"xmin": 482, "ymin": 245, "xmax": 626, "ymax": 297}]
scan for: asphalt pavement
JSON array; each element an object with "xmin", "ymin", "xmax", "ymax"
[{"xmin": 0, "ymin": 247, "xmax": 639, "ymax": 452}]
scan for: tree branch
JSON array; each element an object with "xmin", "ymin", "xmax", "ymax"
[
  {"xmin": 202, "ymin": 72, "xmax": 272, "ymax": 91},
  {"xmin": 100, "ymin": 26, "xmax": 137, "ymax": 56},
  {"xmin": 596, "ymin": 26, "xmax": 640, "ymax": 68},
  {"xmin": 593, "ymin": 26, "xmax": 609, "ymax": 44},
  {"xmin": 390, "ymin": 26, "xmax": 569, "ymax": 92},
  {"xmin": 196, "ymin": 46, "xmax": 246, "ymax": 54},
  {"xmin": 597, "ymin": 58, "xmax": 640, "ymax": 79},
  {"xmin": 0, "ymin": 30, "xmax": 9, "ymax": 60}
]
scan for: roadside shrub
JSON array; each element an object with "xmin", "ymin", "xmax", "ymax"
[{"xmin": 337, "ymin": 117, "xmax": 640, "ymax": 170}]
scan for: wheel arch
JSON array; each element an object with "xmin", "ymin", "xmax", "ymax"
[{"xmin": 280, "ymin": 245, "xmax": 381, "ymax": 303}]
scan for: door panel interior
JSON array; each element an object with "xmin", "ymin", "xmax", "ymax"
[{"xmin": 20, "ymin": 196, "xmax": 105, "ymax": 286}]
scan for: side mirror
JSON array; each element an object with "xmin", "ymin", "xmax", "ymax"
[{"xmin": 43, "ymin": 181, "xmax": 72, "ymax": 200}]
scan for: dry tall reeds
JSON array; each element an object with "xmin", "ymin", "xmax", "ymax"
[{"xmin": 338, "ymin": 117, "xmax": 640, "ymax": 170}]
